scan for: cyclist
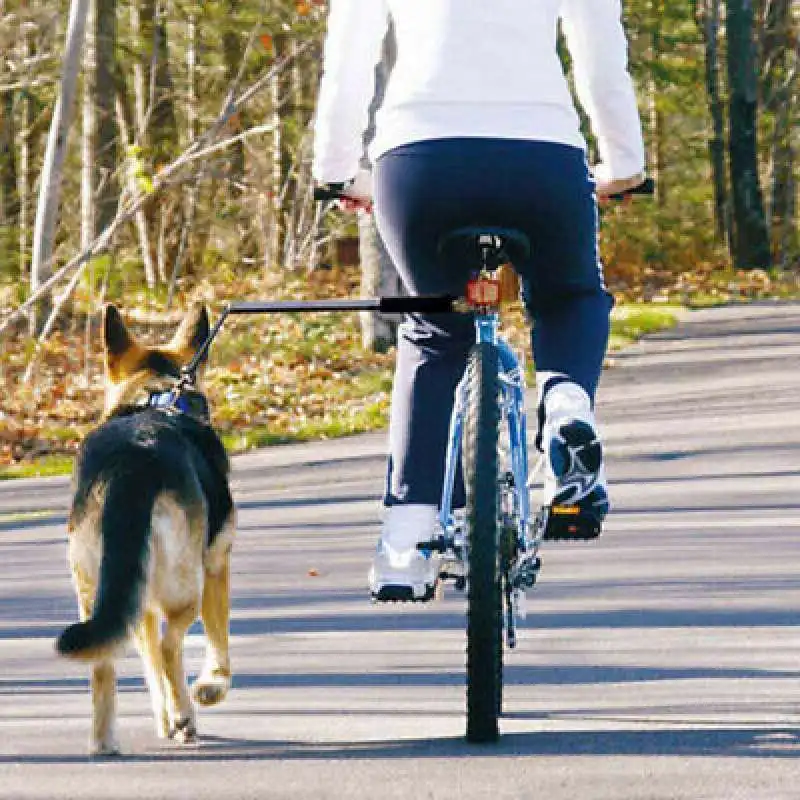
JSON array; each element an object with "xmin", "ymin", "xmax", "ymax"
[{"xmin": 312, "ymin": 0, "xmax": 646, "ymax": 602}]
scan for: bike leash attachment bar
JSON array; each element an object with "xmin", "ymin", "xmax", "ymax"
[
  {"xmin": 226, "ymin": 296, "xmax": 456, "ymax": 315},
  {"xmin": 181, "ymin": 295, "xmax": 457, "ymax": 381}
]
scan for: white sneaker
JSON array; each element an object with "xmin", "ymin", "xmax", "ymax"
[
  {"xmin": 538, "ymin": 377, "xmax": 609, "ymax": 530},
  {"xmin": 368, "ymin": 504, "xmax": 440, "ymax": 602}
]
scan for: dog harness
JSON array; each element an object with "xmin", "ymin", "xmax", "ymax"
[{"xmin": 145, "ymin": 388, "xmax": 210, "ymax": 421}]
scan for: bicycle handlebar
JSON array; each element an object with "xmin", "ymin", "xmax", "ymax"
[{"xmin": 315, "ymin": 177, "xmax": 656, "ymax": 203}]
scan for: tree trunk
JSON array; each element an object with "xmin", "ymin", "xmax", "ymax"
[
  {"xmin": 0, "ymin": 88, "xmax": 19, "ymax": 277},
  {"xmin": 17, "ymin": 24, "xmax": 36, "ymax": 285},
  {"xmin": 768, "ymin": 92, "xmax": 797, "ymax": 267},
  {"xmin": 696, "ymin": 0, "xmax": 730, "ymax": 245},
  {"xmin": 0, "ymin": 90, "xmax": 18, "ymax": 220},
  {"xmin": 648, "ymin": 0, "xmax": 666, "ymax": 209},
  {"xmin": 29, "ymin": 0, "xmax": 90, "ymax": 334},
  {"xmin": 726, "ymin": 0, "xmax": 771, "ymax": 269},
  {"xmin": 115, "ymin": 91, "xmax": 156, "ymax": 287},
  {"xmin": 358, "ymin": 23, "xmax": 404, "ymax": 351},
  {"xmin": 761, "ymin": 0, "xmax": 797, "ymax": 267},
  {"xmin": 186, "ymin": 11, "xmax": 197, "ymax": 142},
  {"xmin": 93, "ymin": 0, "xmax": 119, "ymax": 233},
  {"xmin": 132, "ymin": 0, "xmax": 179, "ymax": 282},
  {"xmin": 148, "ymin": 3, "xmax": 177, "ymax": 166},
  {"xmin": 81, "ymin": 1, "xmax": 95, "ymax": 250},
  {"xmin": 131, "ymin": 1, "xmax": 146, "ymax": 138},
  {"xmin": 222, "ymin": 2, "xmax": 245, "ymax": 195},
  {"xmin": 358, "ymin": 210, "xmax": 405, "ymax": 352},
  {"xmin": 268, "ymin": 34, "xmax": 291, "ymax": 267}
]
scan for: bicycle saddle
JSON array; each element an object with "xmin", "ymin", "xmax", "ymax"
[{"xmin": 437, "ymin": 227, "xmax": 531, "ymax": 269}]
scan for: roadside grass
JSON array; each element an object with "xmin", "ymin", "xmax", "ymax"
[
  {"xmin": 608, "ymin": 303, "xmax": 682, "ymax": 351},
  {"xmin": 0, "ymin": 454, "xmax": 75, "ymax": 480}
]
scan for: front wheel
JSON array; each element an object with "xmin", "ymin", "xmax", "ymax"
[{"xmin": 462, "ymin": 341, "xmax": 502, "ymax": 743}]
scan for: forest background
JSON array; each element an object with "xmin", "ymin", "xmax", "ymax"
[{"xmin": 0, "ymin": 0, "xmax": 797, "ymax": 477}]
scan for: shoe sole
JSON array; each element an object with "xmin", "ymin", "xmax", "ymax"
[{"xmin": 371, "ymin": 584, "xmax": 436, "ymax": 603}]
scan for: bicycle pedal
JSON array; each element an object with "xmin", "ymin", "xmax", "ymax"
[
  {"xmin": 542, "ymin": 505, "xmax": 602, "ymax": 541},
  {"xmin": 511, "ymin": 554, "xmax": 541, "ymax": 589},
  {"xmin": 417, "ymin": 535, "xmax": 450, "ymax": 554}
]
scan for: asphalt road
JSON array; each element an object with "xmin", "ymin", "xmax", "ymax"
[{"xmin": 1, "ymin": 302, "xmax": 799, "ymax": 799}]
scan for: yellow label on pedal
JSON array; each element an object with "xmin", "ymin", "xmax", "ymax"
[{"xmin": 552, "ymin": 505, "xmax": 580, "ymax": 515}]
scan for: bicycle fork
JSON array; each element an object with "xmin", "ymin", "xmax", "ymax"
[{"xmin": 432, "ymin": 336, "xmax": 543, "ymax": 648}]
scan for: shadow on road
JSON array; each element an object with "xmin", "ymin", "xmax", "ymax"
[
  {"xmin": 4, "ymin": 603, "xmax": 800, "ymax": 641},
  {"xmin": 1, "ymin": 725, "xmax": 798, "ymax": 764},
  {"xmin": 2, "ymin": 657, "xmax": 797, "ymax": 695}
]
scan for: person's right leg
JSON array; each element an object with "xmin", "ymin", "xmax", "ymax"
[
  {"xmin": 370, "ymin": 138, "xmax": 612, "ymax": 600},
  {"xmin": 513, "ymin": 150, "xmax": 612, "ymax": 530}
]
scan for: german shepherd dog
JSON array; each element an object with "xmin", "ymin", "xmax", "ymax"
[{"xmin": 56, "ymin": 304, "xmax": 235, "ymax": 756}]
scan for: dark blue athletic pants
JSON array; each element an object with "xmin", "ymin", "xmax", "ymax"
[{"xmin": 372, "ymin": 138, "xmax": 612, "ymax": 507}]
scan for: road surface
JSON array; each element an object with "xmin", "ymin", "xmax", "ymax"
[{"xmin": 1, "ymin": 302, "xmax": 799, "ymax": 799}]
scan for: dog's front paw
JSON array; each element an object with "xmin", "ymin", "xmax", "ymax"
[
  {"xmin": 90, "ymin": 738, "xmax": 121, "ymax": 758},
  {"xmin": 169, "ymin": 716, "xmax": 197, "ymax": 744},
  {"xmin": 192, "ymin": 667, "xmax": 231, "ymax": 707}
]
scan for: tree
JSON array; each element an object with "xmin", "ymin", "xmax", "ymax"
[
  {"xmin": 358, "ymin": 21, "xmax": 404, "ymax": 351},
  {"xmin": 0, "ymin": 85, "xmax": 20, "ymax": 274},
  {"xmin": 726, "ymin": 0, "xmax": 771, "ymax": 269},
  {"xmin": 694, "ymin": 0, "xmax": 730, "ymax": 244},
  {"xmin": 760, "ymin": 0, "xmax": 798, "ymax": 266},
  {"xmin": 82, "ymin": 0, "xmax": 120, "ymax": 248},
  {"xmin": 29, "ymin": 0, "xmax": 90, "ymax": 333}
]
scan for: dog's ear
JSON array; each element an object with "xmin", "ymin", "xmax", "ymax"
[
  {"xmin": 170, "ymin": 304, "xmax": 210, "ymax": 358},
  {"xmin": 103, "ymin": 304, "xmax": 134, "ymax": 359}
]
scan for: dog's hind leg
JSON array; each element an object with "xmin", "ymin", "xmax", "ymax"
[
  {"xmin": 91, "ymin": 660, "xmax": 120, "ymax": 757},
  {"xmin": 74, "ymin": 572, "xmax": 120, "ymax": 757},
  {"xmin": 193, "ymin": 532, "xmax": 233, "ymax": 707},
  {"xmin": 132, "ymin": 610, "xmax": 170, "ymax": 739},
  {"xmin": 160, "ymin": 604, "xmax": 199, "ymax": 743}
]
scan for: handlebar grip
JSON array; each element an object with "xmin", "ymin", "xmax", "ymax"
[
  {"xmin": 313, "ymin": 183, "xmax": 347, "ymax": 202},
  {"xmin": 608, "ymin": 177, "xmax": 655, "ymax": 201}
]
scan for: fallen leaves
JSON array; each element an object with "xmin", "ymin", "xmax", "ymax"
[{"xmin": 0, "ymin": 268, "xmax": 396, "ymax": 470}]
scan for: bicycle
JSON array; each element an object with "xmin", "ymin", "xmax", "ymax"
[{"xmin": 173, "ymin": 177, "xmax": 654, "ymax": 745}]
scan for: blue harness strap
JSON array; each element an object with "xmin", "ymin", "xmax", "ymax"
[{"xmin": 147, "ymin": 389, "xmax": 210, "ymax": 420}]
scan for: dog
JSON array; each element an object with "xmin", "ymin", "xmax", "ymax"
[{"xmin": 56, "ymin": 303, "xmax": 235, "ymax": 756}]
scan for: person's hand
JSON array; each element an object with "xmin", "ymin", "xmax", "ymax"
[
  {"xmin": 595, "ymin": 170, "xmax": 646, "ymax": 206},
  {"xmin": 338, "ymin": 169, "xmax": 373, "ymax": 214}
]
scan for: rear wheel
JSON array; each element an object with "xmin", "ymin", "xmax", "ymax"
[{"xmin": 462, "ymin": 341, "xmax": 502, "ymax": 743}]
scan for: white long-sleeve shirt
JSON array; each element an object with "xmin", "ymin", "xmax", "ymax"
[{"xmin": 312, "ymin": 0, "xmax": 645, "ymax": 186}]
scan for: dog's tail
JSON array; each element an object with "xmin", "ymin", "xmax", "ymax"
[{"xmin": 57, "ymin": 460, "xmax": 160, "ymax": 662}]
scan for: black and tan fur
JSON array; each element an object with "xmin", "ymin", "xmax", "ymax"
[{"xmin": 56, "ymin": 304, "xmax": 235, "ymax": 756}]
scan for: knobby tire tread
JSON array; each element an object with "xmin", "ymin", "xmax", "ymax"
[{"xmin": 463, "ymin": 342, "xmax": 502, "ymax": 743}]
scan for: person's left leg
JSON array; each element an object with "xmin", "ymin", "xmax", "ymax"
[{"xmin": 368, "ymin": 143, "xmax": 478, "ymax": 601}]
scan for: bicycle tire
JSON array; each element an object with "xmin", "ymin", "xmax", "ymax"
[{"xmin": 462, "ymin": 341, "xmax": 502, "ymax": 743}]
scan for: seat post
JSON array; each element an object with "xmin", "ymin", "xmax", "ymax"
[{"xmin": 478, "ymin": 234, "xmax": 499, "ymax": 271}]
